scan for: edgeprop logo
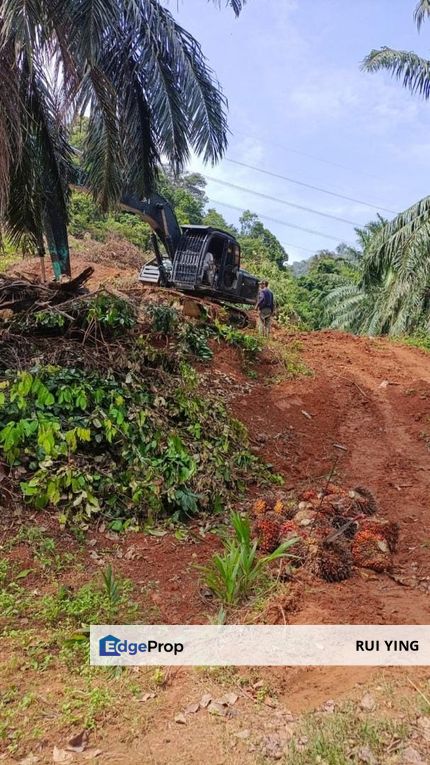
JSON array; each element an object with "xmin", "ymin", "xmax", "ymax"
[{"xmin": 99, "ymin": 634, "xmax": 184, "ymax": 657}]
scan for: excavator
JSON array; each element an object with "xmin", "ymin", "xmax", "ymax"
[
  {"xmin": 120, "ymin": 192, "xmax": 260, "ymax": 309},
  {"xmin": 47, "ymin": 187, "xmax": 259, "ymax": 312}
]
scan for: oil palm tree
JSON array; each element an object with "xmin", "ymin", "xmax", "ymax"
[
  {"xmin": 0, "ymin": 0, "xmax": 245, "ymax": 276},
  {"xmin": 356, "ymin": 0, "xmax": 430, "ymax": 333},
  {"xmin": 322, "ymin": 219, "xmax": 429, "ymax": 336}
]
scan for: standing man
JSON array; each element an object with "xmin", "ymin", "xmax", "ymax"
[{"xmin": 256, "ymin": 280, "xmax": 276, "ymax": 336}]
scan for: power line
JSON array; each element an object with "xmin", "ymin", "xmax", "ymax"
[
  {"xmin": 225, "ymin": 158, "xmax": 397, "ymax": 215},
  {"xmin": 207, "ymin": 197, "xmax": 350, "ymax": 244},
  {"xmin": 233, "ymin": 129, "xmax": 385, "ymax": 183},
  {"xmin": 204, "ymin": 174, "xmax": 362, "ymax": 226}
]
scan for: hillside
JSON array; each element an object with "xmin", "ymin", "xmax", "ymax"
[{"xmin": 2, "ymin": 248, "xmax": 430, "ymax": 763}]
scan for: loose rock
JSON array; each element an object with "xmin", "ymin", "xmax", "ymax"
[
  {"xmin": 208, "ymin": 701, "xmax": 228, "ymax": 717},
  {"xmin": 200, "ymin": 693, "xmax": 212, "ymax": 709},
  {"xmin": 359, "ymin": 693, "xmax": 376, "ymax": 711},
  {"xmin": 184, "ymin": 702, "xmax": 200, "ymax": 715}
]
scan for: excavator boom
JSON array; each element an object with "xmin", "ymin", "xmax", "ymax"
[{"xmin": 119, "ymin": 192, "xmax": 182, "ymax": 259}]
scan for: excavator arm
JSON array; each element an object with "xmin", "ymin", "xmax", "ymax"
[
  {"xmin": 119, "ymin": 192, "xmax": 182, "ymax": 260},
  {"xmin": 47, "ymin": 184, "xmax": 183, "ymax": 280}
]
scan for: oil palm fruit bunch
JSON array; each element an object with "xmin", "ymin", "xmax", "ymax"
[
  {"xmin": 252, "ymin": 495, "xmax": 292, "ymax": 519},
  {"xmin": 312, "ymin": 540, "xmax": 353, "ymax": 582},
  {"xmin": 279, "ymin": 521, "xmax": 308, "ymax": 565},
  {"xmin": 357, "ymin": 518, "xmax": 399, "ymax": 553},
  {"xmin": 254, "ymin": 513, "xmax": 282, "ymax": 553},
  {"xmin": 324, "ymin": 487, "xmax": 377, "ymax": 519},
  {"xmin": 325, "ymin": 482, "xmax": 348, "ymax": 496},
  {"xmin": 351, "ymin": 530, "xmax": 391, "ymax": 572},
  {"xmin": 330, "ymin": 515, "xmax": 359, "ymax": 540},
  {"xmin": 273, "ymin": 499, "xmax": 285, "ymax": 516},
  {"xmin": 300, "ymin": 489, "xmax": 318, "ymax": 501},
  {"xmin": 279, "ymin": 519, "xmax": 300, "ymax": 538},
  {"xmin": 252, "ymin": 497, "xmax": 268, "ymax": 516},
  {"xmin": 351, "ymin": 486, "xmax": 378, "ymax": 516}
]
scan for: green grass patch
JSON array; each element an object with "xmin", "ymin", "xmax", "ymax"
[
  {"xmin": 394, "ymin": 333, "xmax": 430, "ymax": 352},
  {"xmin": 286, "ymin": 705, "xmax": 410, "ymax": 765}
]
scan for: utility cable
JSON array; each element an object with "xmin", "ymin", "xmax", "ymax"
[
  {"xmin": 207, "ymin": 197, "xmax": 353, "ymax": 244},
  {"xmin": 224, "ymin": 158, "xmax": 397, "ymax": 215},
  {"xmin": 204, "ymin": 174, "xmax": 362, "ymax": 226},
  {"xmin": 233, "ymin": 129, "xmax": 386, "ymax": 182}
]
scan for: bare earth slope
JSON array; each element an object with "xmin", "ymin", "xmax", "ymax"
[{"xmin": 233, "ymin": 330, "xmax": 430, "ymax": 626}]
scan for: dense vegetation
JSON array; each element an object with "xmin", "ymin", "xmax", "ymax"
[
  {"xmin": 0, "ymin": 293, "xmax": 275, "ymax": 529},
  {"xmin": 0, "ymin": 0, "xmax": 244, "ymax": 275}
]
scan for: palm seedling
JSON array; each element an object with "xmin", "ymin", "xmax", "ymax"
[{"xmin": 202, "ymin": 511, "xmax": 298, "ymax": 606}]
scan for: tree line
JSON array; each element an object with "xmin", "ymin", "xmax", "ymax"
[{"xmin": 2, "ymin": 0, "xmax": 430, "ymax": 340}]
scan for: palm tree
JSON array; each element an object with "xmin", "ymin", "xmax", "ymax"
[
  {"xmin": 0, "ymin": 0, "xmax": 245, "ymax": 276},
  {"xmin": 322, "ymin": 219, "xmax": 428, "ymax": 336},
  {"xmin": 356, "ymin": 0, "xmax": 430, "ymax": 333}
]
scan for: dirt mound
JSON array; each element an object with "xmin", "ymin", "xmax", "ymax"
[
  {"xmin": 8, "ymin": 246, "xmax": 141, "ymax": 289},
  {"xmin": 69, "ymin": 232, "xmax": 150, "ymax": 270}
]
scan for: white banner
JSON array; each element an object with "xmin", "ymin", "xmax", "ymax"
[{"xmin": 90, "ymin": 625, "xmax": 430, "ymax": 666}]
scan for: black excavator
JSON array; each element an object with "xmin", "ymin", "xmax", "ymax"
[
  {"xmin": 47, "ymin": 186, "xmax": 259, "ymax": 310},
  {"xmin": 122, "ymin": 192, "xmax": 259, "ymax": 306}
]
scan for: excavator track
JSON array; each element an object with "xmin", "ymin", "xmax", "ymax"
[{"xmin": 141, "ymin": 285, "xmax": 252, "ymax": 328}]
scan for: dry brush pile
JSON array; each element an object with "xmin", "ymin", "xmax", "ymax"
[{"xmin": 251, "ymin": 483, "xmax": 399, "ymax": 582}]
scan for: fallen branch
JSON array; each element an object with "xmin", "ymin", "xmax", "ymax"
[{"xmin": 0, "ymin": 268, "xmax": 94, "ymax": 312}]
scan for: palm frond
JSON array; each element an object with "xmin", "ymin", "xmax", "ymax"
[
  {"xmin": 0, "ymin": 35, "xmax": 21, "ymax": 215},
  {"xmin": 1, "ymin": 0, "xmax": 234, "ymax": 259},
  {"xmin": 178, "ymin": 23, "xmax": 228, "ymax": 163},
  {"xmin": 362, "ymin": 196, "xmax": 430, "ymax": 283},
  {"xmin": 5, "ymin": 52, "xmax": 71, "ymax": 261},
  {"xmin": 210, "ymin": 0, "xmax": 246, "ymax": 16},
  {"xmin": 78, "ymin": 67, "xmax": 123, "ymax": 209},
  {"xmin": 415, "ymin": 0, "xmax": 430, "ymax": 30},
  {"xmin": 363, "ymin": 48, "xmax": 430, "ymax": 99}
]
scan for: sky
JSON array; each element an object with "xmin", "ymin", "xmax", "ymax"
[{"xmin": 169, "ymin": 0, "xmax": 430, "ymax": 262}]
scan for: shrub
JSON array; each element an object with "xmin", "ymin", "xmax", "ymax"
[
  {"xmin": 201, "ymin": 512, "xmax": 297, "ymax": 605},
  {"xmin": 69, "ymin": 190, "xmax": 152, "ymax": 250},
  {"xmin": 0, "ymin": 364, "xmax": 267, "ymax": 524}
]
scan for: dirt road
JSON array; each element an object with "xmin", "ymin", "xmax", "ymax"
[
  {"xmin": 108, "ymin": 330, "xmax": 430, "ymax": 762},
  {"xmin": 232, "ymin": 330, "xmax": 430, "ymax": 626}
]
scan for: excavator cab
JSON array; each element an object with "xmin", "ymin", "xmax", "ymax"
[{"xmin": 171, "ymin": 226, "xmax": 258, "ymax": 304}]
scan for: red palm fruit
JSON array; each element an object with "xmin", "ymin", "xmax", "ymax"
[
  {"xmin": 279, "ymin": 520, "xmax": 300, "ymax": 538},
  {"xmin": 352, "ymin": 530, "xmax": 391, "ymax": 572},
  {"xmin": 301, "ymin": 489, "xmax": 317, "ymax": 501},
  {"xmin": 358, "ymin": 518, "xmax": 399, "ymax": 553},
  {"xmin": 325, "ymin": 482, "xmax": 348, "ymax": 497},
  {"xmin": 255, "ymin": 514, "xmax": 281, "ymax": 553}
]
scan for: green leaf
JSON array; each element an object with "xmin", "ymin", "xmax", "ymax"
[{"xmin": 15, "ymin": 568, "xmax": 33, "ymax": 579}]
